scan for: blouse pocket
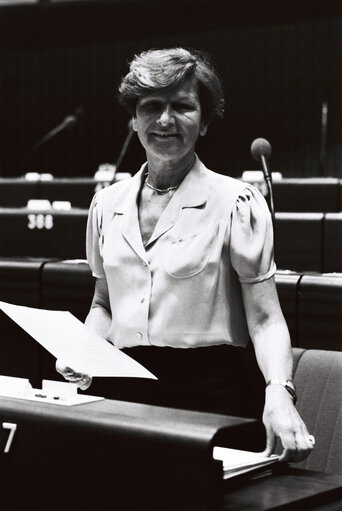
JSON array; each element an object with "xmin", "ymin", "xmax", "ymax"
[{"xmin": 163, "ymin": 226, "xmax": 216, "ymax": 278}]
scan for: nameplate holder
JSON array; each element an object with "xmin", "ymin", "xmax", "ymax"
[
  {"xmin": 0, "ymin": 375, "xmax": 32, "ymax": 398},
  {"xmin": 0, "ymin": 376, "xmax": 103, "ymax": 406}
]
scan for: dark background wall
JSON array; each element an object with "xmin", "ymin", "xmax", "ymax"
[{"xmin": 0, "ymin": 0, "xmax": 341, "ymax": 178}]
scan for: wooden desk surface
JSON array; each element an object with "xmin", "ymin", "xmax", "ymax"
[{"xmin": 224, "ymin": 467, "xmax": 342, "ymax": 510}]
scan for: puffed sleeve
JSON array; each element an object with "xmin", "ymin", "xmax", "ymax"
[
  {"xmin": 86, "ymin": 192, "xmax": 106, "ymax": 278},
  {"xmin": 230, "ymin": 184, "xmax": 276, "ymax": 283}
]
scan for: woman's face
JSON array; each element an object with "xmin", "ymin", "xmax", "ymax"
[{"xmin": 132, "ymin": 77, "xmax": 207, "ymax": 163}]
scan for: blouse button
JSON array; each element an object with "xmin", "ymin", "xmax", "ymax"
[{"xmin": 136, "ymin": 332, "xmax": 143, "ymax": 342}]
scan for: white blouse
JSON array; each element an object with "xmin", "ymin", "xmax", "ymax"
[{"xmin": 86, "ymin": 156, "xmax": 276, "ymax": 350}]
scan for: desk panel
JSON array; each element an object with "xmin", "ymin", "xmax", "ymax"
[
  {"xmin": 0, "ymin": 179, "xmax": 39, "ymax": 207},
  {"xmin": 324, "ymin": 213, "xmax": 342, "ymax": 273},
  {"xmin": 0, "ymin": 397, "xmax": 340, "ymax": 511},
  {"xmin": 272, "ymin": 178, "xmax": 340, "ymax": 212},
  {"xmin": 0, "ymin": 207, "xmax": 87, "ymax": 258},
  {"xmin": 0, "ymin": 176, "xmax": 129, "ymax": 208},
  {"xmin": 0, "ymin": 397, "xmax": 257, "ymax": 511},
  {"xmin": 38, "ymin": 178, "xmax": 102, "ymax": 208},
  {"xmin": 0, "ymin": 209, "xmax": 331, "ymax": 271},
  {"xmin": 274, "ymin": 213, "xmax": 324, "ymax": 272}
]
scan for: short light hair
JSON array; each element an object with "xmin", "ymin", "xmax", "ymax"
[{"xmin": 118, "ymin": 47, "xmax": 225, "ymax": 124}]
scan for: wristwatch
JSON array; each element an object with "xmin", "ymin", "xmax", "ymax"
[{"xmin": 266, "ymin": 379, "xmax": 297, "ymax": 405}]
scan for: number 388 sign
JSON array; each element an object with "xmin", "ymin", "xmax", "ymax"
[{"xmin": 27, "ymin": 214, "xmax": 54, "ymax": 230}]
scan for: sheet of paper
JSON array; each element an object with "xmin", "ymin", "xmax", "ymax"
[
  {"xmin": 213, "ymin": 446, "xmax": 279, "ymax": 479},
  {"xmin": 0, "ymin": 301, "xmax": 157, "ymax": 379}
]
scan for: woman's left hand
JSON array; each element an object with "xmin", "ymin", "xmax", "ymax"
[{"xmin": 262, "ymin": 384, "xmax": 314, "ymax": 463}]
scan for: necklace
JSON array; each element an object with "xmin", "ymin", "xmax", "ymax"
[{"xmin": 145, "ymin": 173, "xmax": 179, "ymax": 194}]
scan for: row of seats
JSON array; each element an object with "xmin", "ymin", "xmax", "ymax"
[
  {"xmin": 1, "ymin": 176, "xmax": 342, "ymax": 211},
  {"xmin": 275, "ymin": 271, "xmax": 342, "ymax": 351},
  {"xmin": 1, "ymin": 259, "xmax": 341, "ymax": 352},
  {"xmin": 0, "ymin": 259, "xmax": 340, "ymax": 376},
  {"xmin": 0, "ymin": 207, "xmax": 341, "ymax": 272}
]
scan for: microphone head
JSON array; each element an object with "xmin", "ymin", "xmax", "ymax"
[
  {"xmin": 62, "ymin": 107, "xmax": 84, "ymax": 128},
  {"xmin": 73, "ymin": 106, "xmax": 84, "ymax": 119},
  {"xmin": 251, "ymin": 138, "xmax": 272, "ymax": 161}
]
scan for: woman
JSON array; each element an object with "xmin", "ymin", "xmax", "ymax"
[{"xmin": 57, "ymin": 47, "xmax": 313, "ymax": 463}]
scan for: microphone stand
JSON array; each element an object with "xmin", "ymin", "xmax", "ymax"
[
  {"xmin": 110, "ymin": 121, "xmax": 134, "ymax": 185},
  {"xmin": 26, "ymin": 107, "xmax": 84, "ymax": 173},
  {"xmin": 29, "ymin": 118, "xmax": 76, "ymax": 158},
  {"xmin": 260, "ymin": 154, "xmax": 275, "ymax": 225},
  {"xmin": 319, "ymin": 101, "xmax": 328, "ymax": 177}
]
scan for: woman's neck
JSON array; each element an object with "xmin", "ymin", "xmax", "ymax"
[{"xmin": 145, "ymin": 152, "xmax": 195, "ymax": 189}]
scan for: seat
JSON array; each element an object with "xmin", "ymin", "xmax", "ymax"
[
  {"xmin": 292, "ymin": 348, "xmax": 342, "ymax": 474},
  {"xmin": 40, "ymin": 259, "xmax": 94, "ymax": 321},
  {"xmin": 297, "ymin": 274, "xmax": 342, "ymax": 351},
  {"xmin": 0, "ymin": 257, "xmax": 49, "ymax": 386}
]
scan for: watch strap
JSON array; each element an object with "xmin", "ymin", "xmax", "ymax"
[{"xmin": 266, "ymin": 379, "xmax": 297, "ymax": 405}]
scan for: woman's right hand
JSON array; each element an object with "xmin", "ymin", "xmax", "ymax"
[{"xmin": 55, "ymin": 360, "xmax": 93, "ymax": 391}]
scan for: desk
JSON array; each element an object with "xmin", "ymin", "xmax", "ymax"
[
  {"xmin": 0, "ymin": 176, "xmax": 129, "ymax": 208},
  {"xmin": 0, "ymin": 178, "xmax": 39, "ymax": 207},
  {"xmin": 272, "ymin": 178, "xmax": 341, "ymax": 213},
  {"xmin": 38, "ymin": 177, "xmax": 110, "ymax": 207},
  {"xmin": 0, "ymin": 397, "xmax": 340, "ymax": 511},
  {"xmin": 1, "ymin": 177, "xmax": 341, "ymax": 212},
  {"xmin": 0, "ymin": 207, "xmax": 87, "ymax": 258},
  {"xmin": 274, "ymin": 212, "xmax": 324, "ymax": 272},
  {"xmin": 0, "ymin": 208, "xmax": 342, "ymax": 270},
  {"xmin": 224, "ymin": 467, "xmax": 342, "ymax": 510},
  {"xmin": 0, "ymin": 396, "xmax": 256, "ymax": 511}
]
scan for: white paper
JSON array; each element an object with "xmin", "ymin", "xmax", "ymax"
[
  {"xmin": 213, "ymin": 446, "xmax": 279, "ymax": 479},
  {"xmin": 0, "ymin": 301, "xmax": 157, "ymax": 379}
]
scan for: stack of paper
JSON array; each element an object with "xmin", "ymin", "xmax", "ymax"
[{"xmin": 213, "ymin": 446, "xmax": 280, "ymax": 479}]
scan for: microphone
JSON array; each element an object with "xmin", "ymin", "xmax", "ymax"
[
  {"xmin": 110, "ymin": 119, "xmax": 134, "ymax": 184},
  {"xmin": 30, "ymin": 106, "xmax": 84, "ymax": 157},
  {"xmin": 250, "ymin": 137, "xmax": 275, "ymax": 223},
  {"xmin": 251, "ymin": 137, "xmax": 272, "ymax": 183}
]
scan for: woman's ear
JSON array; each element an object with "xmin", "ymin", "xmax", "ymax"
[
  {"xmin": 199, "ymin": 121, "xmax": 208, "ymax": 136},
  {"xmin": 132, "ymin": 116, "xmax": 138, "ymax": 132}
]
